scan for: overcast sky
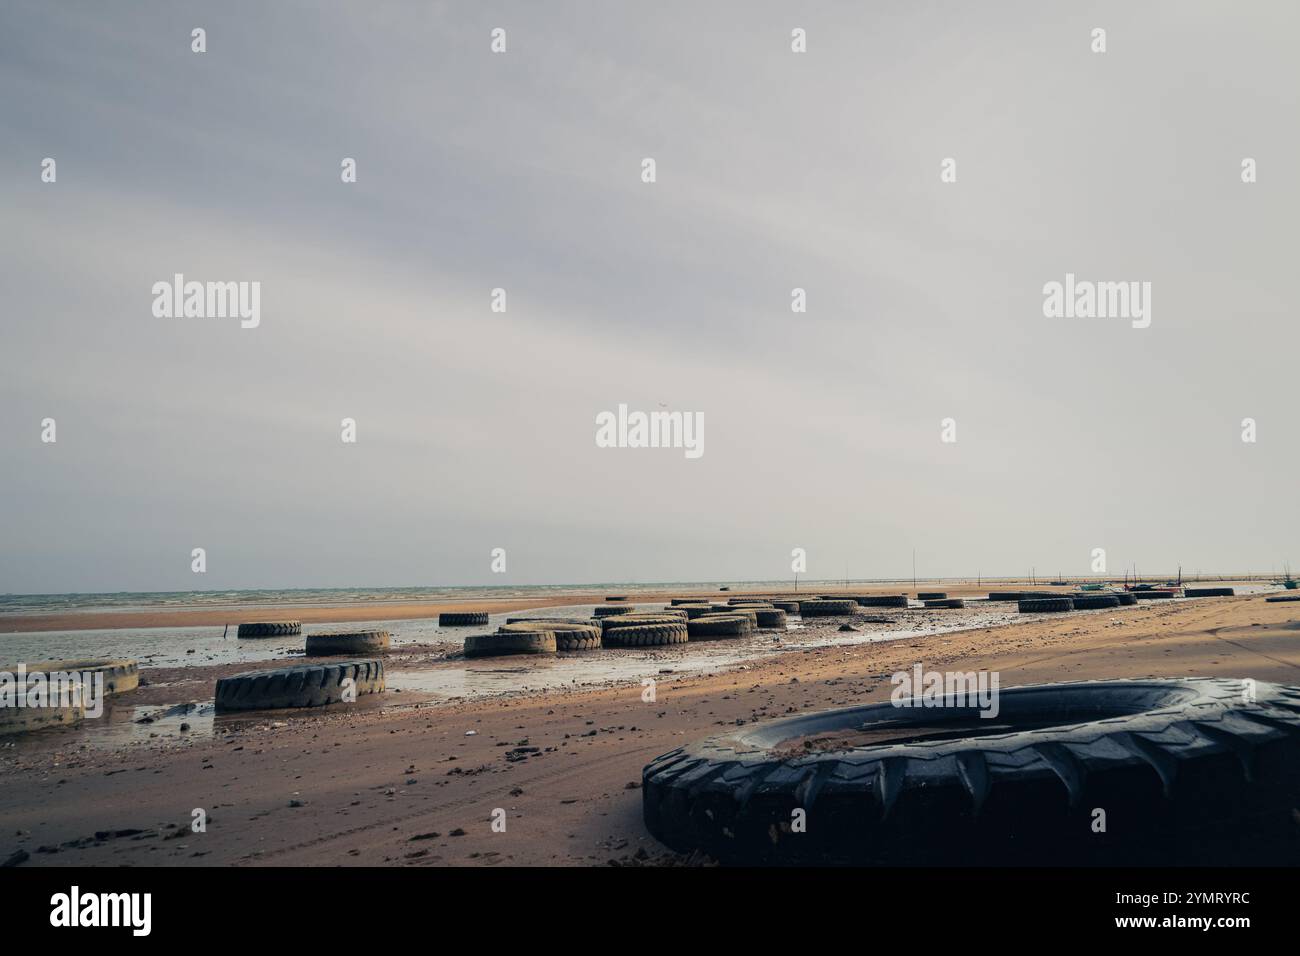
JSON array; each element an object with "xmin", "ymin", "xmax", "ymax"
[{"xmin": 2, "ymin": 1, "xmax": 1297, "ymax": 593}]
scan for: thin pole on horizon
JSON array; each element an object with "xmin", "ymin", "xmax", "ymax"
[{"xmin": 912, "ymin": 550, "xmax": 916, "ymax": 589}]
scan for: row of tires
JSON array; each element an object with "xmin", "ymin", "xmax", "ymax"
[
  {"xmin": 239, "ymin": 611, "xmax": 495, "ymax": 637},
  {"xmin": 464, "ymin": 602, "xmax": 797, "ymax": 658},
  {"xmin": 1019, "ymin": 587, "xmax": 1237, "ymax": 614},
  {"xmin": 1020, "ymin": 592, "xmax": 1137, "ymax": 613}
]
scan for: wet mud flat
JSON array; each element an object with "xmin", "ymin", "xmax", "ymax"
[
  {"xmin": 0, "ymin": 593, "xmax": 1295, "ymax": 866},
  {"xmin": 3, "ymin": 602, "xmax": 1026, "ymax": 752}
]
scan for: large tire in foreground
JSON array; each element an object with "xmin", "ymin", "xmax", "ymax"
[
  {"xmin": 215, "ymin": 659, "xmax": 385, "ymax": 712},
  {"xmin": 799, "ymin": 600, "xmax": 858, "ymax": 617},
  {"xmin": 237, "ymin": 621, "xmax": 303, "ymax": 638},
  {"xmin": 1266, "ymin": 594, "xmax": 1300, "ymax": 603},
  {"xmin": 439, "ymin": 611, "xmax": 489, "ymax": 626},
  {"xmin": 603, "ymin": 623, "xmax": 689, "ymax": 647},
  {"xmin": 21, "ymin": 658, "xmax": 140, "ymax": 695},
  {"xmin": 1018, "ymin": 597, "xmax": 1074, "ymax": 613},
  {"xmin": 305, "ymin": 631, "xmax": 391, "ymax": 656},
  {"xmin": 642, "ymin": 677, "xmax": 1300, "ymax": 865},
  {"xmin": 986, "ymin": 592, "xmax": 1023, "ymax": 602},
  {"xmin": 1185, "ymin": 587, "xmax": 1235, "ymax": 598},
  {"xmin": 464, "ymin": 631, "xmax": 556, "ymax": 658},
  {"xmin": 1113, "ymin": 592, "xmax": 1138, "ymax": 605}
]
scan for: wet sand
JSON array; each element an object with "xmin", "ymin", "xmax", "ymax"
[{"xmin": 3, "ymin": 592, "xmax": 1297, "ymax": 867}]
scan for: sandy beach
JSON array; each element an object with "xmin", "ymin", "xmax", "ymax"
[{"xmin": 3, "ymin": 588, "xmax": 1297, "ymax": 867}]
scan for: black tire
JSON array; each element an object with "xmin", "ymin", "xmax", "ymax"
[
  {"xmin": 923, "ymin": 599, "xmax": 964, "ymax": 609},
  {"xmin": 1186, "ymin": 588, "xmax": 1235, "ymax": 598},
  {"xmin": 593, "ymin": 605, "xmax": 635, "ymax": 618},
  {"xmin": 605, "ymin": 595, "xmax": 629, "ymax": 602},
  {"xmin": 917, "ymin": 592, "xmax": 947, "ymax": 600},
  {"xmin": 753, "ymin": 608, "xmax": 788, "ymax": 628},
  {"xmin": 855, "ymin": 595, "xmax": 910, "ymax": 608},
  {"xmin": 603, "ymin": 623, "xmax": 690, "ymax": 647},
  {"xmin": 237, "ymin": 621, "xmax": 303, "ymax": 638},
  {"xmin": 642, "ymin": 677, "xmax": 1300, "ymax": 865},
  {"xmin": 439, "ymin": 611, "xmax": 489, "ymax": 626},
  {"xmin": 986, "ymin": 592, "xmax": 1023, "ymax": 602},
  {"xmin": 305, "ymin": 630, "xmax": 391, "ymax": 656},
  {"xmin": 215, "ymin": 659, "xmax": 385, "ymax": 712},
  {"xmin": 601, "ymin": 614, "xmax": 684, "ymax": 635},
  {"xmin": 799, "ymin": 600, "xmax": 857, "ymax": 617},
  {"xmin": 688, "ymin": 615, "xmax": 753, "ymax": 640},
  {"xmin": 679, "ymin": 604, "xmax": 718, "ymax": 619},
  {"xmin": 504, "ymin": 621, "xmax": 592, "ymax": 629},
  {"xmin": 1133, "ymin": 590, "xmax": 1176, "ymax": 600},
  {"xmin": 1266, "ymin": 595, "xmax": 1300, "ymax": 603},
  {"xmin": 1070, "ymin": 595, "xmax": 1121, "ymax": 610},
  {"xmin": 1018, "ymin": 597, "xmax": 1074, "ymax": 613},
  {"xmin": 464, "ymin": 630, "xmax": 556, "ymax": 658},
  {"xmin": 500, "ymin": 620, "xmax": 601, "ymax": 651},
  {"xmin": 770, "ymin": 601, "xmax": 802, "ymax": 614},
  {"xmin": 1114, "ymin": 592, "xmax": 1138, "ymax": 605}
]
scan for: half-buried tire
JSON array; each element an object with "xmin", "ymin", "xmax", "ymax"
[
  {"xmin": 500, "ymin": 620, "xmax": 601, "ymax": 651},
  {"xmin": 237, "ymin": 621, "xmax": 302, "ymax": 638},
  {"xmin": 642, "ymin": 677, "xmax": 1300, "ymax": 865},
  {"xmin": 1070, "ymin": 595, "xmax": 1121, "ymax": 610},
  {"xmin": 1186, "ymin": 587, "xmax": 1235, "ymax": 598},
  {"xmin": 215, "ymin": 659, "xmax": 385, "ymax": 712},
  {"xmin": 923, "ymin": 599, "xmax": 964, "ymax": 609},
  {"xmin": 464, "ymin": 630, "xmax": 556, "ymax": 658},
  {"xmin": 687, "ymin": 615, "xmax": 753, "ymax": 640},
  {"xmin": 1018, "ymin": 597, "xmax": 1074, "ymax": 613},
  {"xmin": 856, "ymin": 595, "xmax": 910, "ymax": 608},
  {"xmin": 799, "ymin": 600, "xmax": 858, "ymax": 617},
  {"xmin": 305, "ymin": 631, "xmax": 391, "ymax": 656}
]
